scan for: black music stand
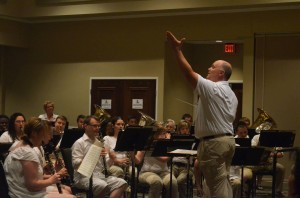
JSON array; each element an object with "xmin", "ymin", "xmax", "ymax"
[
  {"xmin": 235, "ymin": 138, "xmax": 251, "ymax": 147},
  {"xmin": 232, "ymin": 147, "xmax": 266, "ymax": 198},
  {"xmin": 59, "ymin": 128, "xmax": 85, "ymax": 149},
  {"xmin": 151, "ymin": 139, "xmax": 195, "ymax": 198},
  {"xmin": 114, "ymin": 126, "xmax": 155, "ymax": 198},
  {"xmin": 258, "ymin": 130, "xmax": 296, "ymax": 198}
]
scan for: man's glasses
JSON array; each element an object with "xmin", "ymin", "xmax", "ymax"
[{"xmin": 88, "ymin": 124, "xmax": 100, "ymax": 128}]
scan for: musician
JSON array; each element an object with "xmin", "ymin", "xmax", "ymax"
[
  {"xmin": 52, "ymin": 115, "xmax": 67, "ymax": 150},
  {"xmin": 38, "ymin": 100, "xmax": 59, "ymax": 123},
  {"xmin": 103, "ymin": 116, "xmax": 130, "ymax": 178},
  {"xmin": 72, "ymin": 115, "xmax": 127, "ymax": 198},
  {"xmin": 251, "ymin": 133, "xmax": 285, "ymax": 197},
  {"xmin": 165, "ymin": 119, "xmax": 176, "ymax": 135},
  {"xmin": 33, "ymin": 120, "xmax": 70, "ymax": 193},
  {"xmin": 0, "ymin": 114, "xmax": 9, "ymax": 136},
  {"xmin": 135, "ymin": 124, "xmax": 179, "ymax": 198},
  {"xmin": 172, "ymin": 120, "xmax": 193, "ymax": 198},
  {"xmin": 126, "ymin": 115, "xmax": 138, "ymax": 127},
  {"xmin": 0, "ymin": 113, "xmax": 26, "ymax": 146},
  {"xmin": 288, "ymin": 149, "xmax": 300, "ymax": 198},
  {"xmin": 3, "ymin": 117, "xmax": 75, "ymax": 198},
  {"xmin": 76, "ymin": 114, "xmax": 86, "ymax": 129},
  {"xmin": 181, "ymin": 113, "xmax": 193, "ymax": 128},
  {"xmin": 167, "ymin": 31, "xmax": 237, "ymax": 197}
]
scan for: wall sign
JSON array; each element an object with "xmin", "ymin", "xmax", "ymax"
[
  {"xmin": 101, "ymin": 99, "xmax": 112, "ymax": 109},
  {"xmin": 132, "ymin": 99, "xmax": 143, "ymax": 109}
]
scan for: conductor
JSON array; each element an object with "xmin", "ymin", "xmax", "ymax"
[{"xmin": 166, "ymin": 31, "xmax": 238, "ymax": 197}]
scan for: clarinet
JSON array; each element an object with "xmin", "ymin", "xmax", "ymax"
[
  {"xmin": 96, "ymin": 136, "xmax": 109, "ymax": 178},
  {"xmin": 53, "ymin": 149, "xmax": 73, "ymax": 186},
  {"xmin": 44, "ymin": 152, "xmax": 63, "ymax": 194}
]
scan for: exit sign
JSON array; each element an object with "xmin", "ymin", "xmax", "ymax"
[{"xmin": 224, "ymin": 44, "xmax": 235, "ymax": 53}]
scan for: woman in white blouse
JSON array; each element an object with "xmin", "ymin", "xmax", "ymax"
[{"xmin": 4, "ymin": 117, "xmax": 75, "ymax": 198}]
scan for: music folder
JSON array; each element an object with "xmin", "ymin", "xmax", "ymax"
[
  {"xmin": 235, "ymin": 138, "xmax": 251, "ymax": 147},
  {"xmin": 114, "ymin": 126, "xmax": 154, "ymax": 152},
  {"xmin": 59, "ymin": 128, "xmax": 85, "ymax": 149},
  {"xmin": 259, "ymin": 130, "xmax": 296, "ymax": 147}
]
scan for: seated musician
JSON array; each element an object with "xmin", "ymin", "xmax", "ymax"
[
  {"xmin": 134, "ymin": 124, "xmax": 179, "ymax": 198},
  {"xmin": 103, "ymin": 116, "xmax": 130, "ymax": 178},
  {"xmin": 230, "ymin": 124, "xmax": 253, "ymax": 197},
  {"xmin": 33, "ymin": 120, "xmax": 71, "ymax": 194},
  {"xmin": 72, "ymin": 115, "xmax": 127, "ymax": 197},
  {"xmin": 4, "ymin": 117, "xmax": 75, "ymax": 198},
  {"xmin": 172, "ymin": 120, "xmax": 194, "ymax": 198},
  {"xmin": 251, "ymin": 133, "xmax": 285, "ymax": 197},
  {"xmin": 0, "ymin": 113, "xmax": 26, "ymax": 145}
]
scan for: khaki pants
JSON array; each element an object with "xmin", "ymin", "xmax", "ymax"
[
  {"xmin": 139, "ymin": 171, "xmax": 179, "ymax": 198},
  {"xmin": 197, "ymin": 136, "xmax": 235, "ymax": 198}
]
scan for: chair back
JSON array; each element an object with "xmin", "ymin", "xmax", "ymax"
[{"xmin": 0, "ymin": 161, "xmax": 9, "ymax": 198}]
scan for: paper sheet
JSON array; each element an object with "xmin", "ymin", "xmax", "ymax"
[
  {"xmin": 168, "ymin": 149, "xmax": 197, "ymax": 155},
  {"xmin": 77, "ymin": 144, "xmax": 103, "ymax": 178}
]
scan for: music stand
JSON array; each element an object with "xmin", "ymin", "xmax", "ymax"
[
  {"xmin": 151, "ymin": 138, "xmax": 195, "ymax": 198},
  {"xmin": 114, "ymin": 126, "xmax": 155, "ymax": 198},
  {"xmin": 235, "ymin": 138, "xmax": 251, "ymax": 147},
  {"xmin": 248, "ymin": 128, "xmax": 259, "ymax": 140},
  {"xmin": 258, "ymin": 130, "xmax": 296, "ymax": 198},
  {"xmin": 232, "ymin": 146, "xmax": 267, "ymax": 198},
  {"xmin": 60, "ymin": 128, "xmax": 85, "ymax": 149}
]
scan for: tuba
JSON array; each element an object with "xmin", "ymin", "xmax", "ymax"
[
  {"xmin": 94, "ymin": 104, "xmax": 111, "ymax": 124},
  {"xmin": 250, "ymin": 108, "xmax": 277, "ymax": 133},
  {"xmin": 137, "ymin": 110, "xmax": 158, "ymax": 127}
]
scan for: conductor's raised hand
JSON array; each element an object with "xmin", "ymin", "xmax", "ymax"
[{"xmin": 166, "ymin": 31, "xmax": 186, "ymax": 51}]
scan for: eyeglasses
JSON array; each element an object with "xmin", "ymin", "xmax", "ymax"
[
  {"xmin": 15, "ymin": 120, "xmax": 25, "ymax": 124},
  {"xmin": 88, "ymin": 124, "xmax": 100, "ymax": 128}
]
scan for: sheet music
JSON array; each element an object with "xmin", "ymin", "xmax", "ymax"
[
  {"xmin": 77, "ymin": 144, "xmax": 103, "ymax": 178},
  {"xmin": 168, "ymin": 149, "xmax": 197, "ymax": 155}
]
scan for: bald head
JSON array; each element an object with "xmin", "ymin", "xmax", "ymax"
[
  {"xmin": 206, "ymin": 60, "xmax": 233, "ymax": 82},
  {"xmin": 220, "ymin": 60, "xmax": 232, "ymax": 80}
]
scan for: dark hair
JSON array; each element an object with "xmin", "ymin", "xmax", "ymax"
[
  {"xmin": 22, "ymin": 117, "xmax": 50, "ymax": 147},
  {"xmin": 181, "ymin": 113, "xmax": 192, "ymax": 120},
  {"xmin": 0, "ymin": 114, "xmax": 9, "ymax": 120},
  {"xmin": 8, "ymin": 112, "xmax": 26, "ymax": 142},
  {"xmin": 84, "ymin": 115, "xmax": 100, "ymax": 125},
  {"xmin": 55, "ymin": 115, "xmax": 68, "ymax": 123},
  {"xmin": 77, "ymin": 114, "xmax": 86, "ymax": 122}
]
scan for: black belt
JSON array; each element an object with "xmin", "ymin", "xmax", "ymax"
[
  {"xmin": 201, "ymin": 133, "xmax": 233, "ymax": 141},
  {"xmin": 173, "ymin": 162, "xmax": 187, "ymax": 167}
]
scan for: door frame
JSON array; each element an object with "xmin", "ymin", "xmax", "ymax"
[{"xmin": 89, "ymin": 76, "xmax": 158, "ymax": 119}]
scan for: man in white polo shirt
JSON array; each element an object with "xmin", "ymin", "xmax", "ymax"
[{"xmin": 167, "ymin": 31, "xmax": 238, "ymax": 198}]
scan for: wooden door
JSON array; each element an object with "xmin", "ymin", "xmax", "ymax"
[{"xmin": 91, "ymin": 79, "xmax": 156, "ymax": 122}]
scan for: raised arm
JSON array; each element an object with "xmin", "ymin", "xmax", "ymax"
[{"xmin": 166, "ymin": 31, "xmax": 198, "ymax": 89}]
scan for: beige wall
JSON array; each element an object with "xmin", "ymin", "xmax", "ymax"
[{"xmin": 2, "ymin": 9, "xmax": 300, "ymax": 126}]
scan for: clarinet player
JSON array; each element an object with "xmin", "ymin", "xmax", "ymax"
[
  {"xmin": 3, "ymin": 117, "xmax": 75, "ymax": 198},
  {"xmin": 72, "ymin": 115, "xmax": 127, "ymax": 198}
]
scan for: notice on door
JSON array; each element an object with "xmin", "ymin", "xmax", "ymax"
[
  {"xmin": 132, "ymin": 99, "xmax": 143, "ymax": 109},
  {"xmin": 101, "ymin": 99, "xmax": 112, "ymax": 109}
]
